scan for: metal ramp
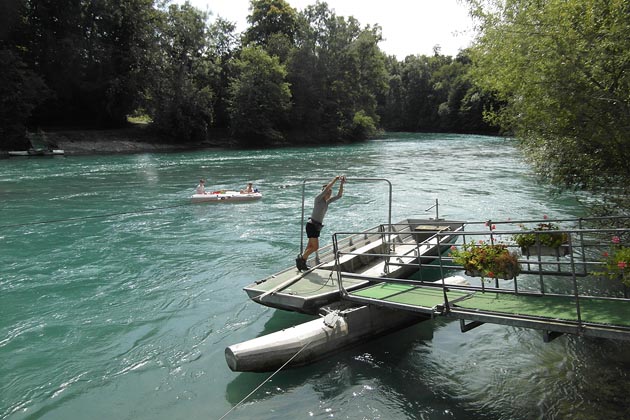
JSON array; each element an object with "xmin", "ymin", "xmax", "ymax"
[{"xmin": 333, "ymin": 216, "xmax": 630, "ymax": 342}]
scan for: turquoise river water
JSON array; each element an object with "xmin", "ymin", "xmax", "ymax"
[{"xmin": 1, "ymin": 133, "xmax": 629, "ymax": 420}]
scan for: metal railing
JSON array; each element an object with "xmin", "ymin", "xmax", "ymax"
[
  {"xmin": 329, "ymin": 215, "xmax": 630, "ymax": 333},
  {"xmin": 331, "ymin": 221, "xmax": 463, "ymax": 293}
]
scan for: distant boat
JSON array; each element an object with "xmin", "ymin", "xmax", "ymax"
[
  {"xmin": 190, "ymin": 190, "xmax": 262, "ymax": 203},
  {"xmin": 8, "ymin": 149, "xmax": 64, "ymax": 157}
]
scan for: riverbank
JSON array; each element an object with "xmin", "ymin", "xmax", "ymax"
[
  {"xmin": 0, "ymin": 125, "xmax": 235, "ymax": 156},
  {"xmin": 48, "ymin": 126, "xmax": 235, "ymax": 155}
]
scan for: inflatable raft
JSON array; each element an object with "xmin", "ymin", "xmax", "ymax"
[{"xmin": 190, "ymin": 190, "xmax": 262, "ymax": 204}]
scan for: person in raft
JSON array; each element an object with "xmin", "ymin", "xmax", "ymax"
[
  {"xmin": 296, "ymin": 175, "xmax": 346, "ymax": 271},
  {"xmin": 196, "ymin": 179, "xmax": 207, "ymax": 194},
  {"xmin": 240, "ymin": 182, "xmax": 254, "ymax": 194}
]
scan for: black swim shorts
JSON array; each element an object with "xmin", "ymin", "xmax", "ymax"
[{"xmin": 306, "ymin": 221, "xmax": 322, "ymax": 238}]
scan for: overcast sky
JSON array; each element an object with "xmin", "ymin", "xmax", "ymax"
[{"xmin": 181, "ymin": 0, "xmax": 476, "ymax": 58}]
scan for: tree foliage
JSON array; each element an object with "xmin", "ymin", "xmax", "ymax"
[
  {"xmin": 379, "ymin": 50, "xmax": 497, "ymax": 133},
  {"xmin": 0, "ymin": 49, "xmax": 49, "ymax": 149},
  {"xmin": 0, "ymin": 0, "xmax": 497, "ymax": 151},
  {"xmin": 467, "ymin": 0, "xmax": 630, "ymax": 210},
  {"xmin": 286, "ymin": 3, "xmax": 389, "ymax": 142},
  {"xmin": 22, "ymin": 0, "xmax": 158, "ymax": 127},
  {"xmin": 148, "ymin": 3, "xmax": 216, "ymax": 142},
  {"xmin": 227, "ymin": 45, "xmax": 291, "ymax": 144},
  {"xmin": 244, "ymin": 0, "xmax": 298, "ymax": 62}
]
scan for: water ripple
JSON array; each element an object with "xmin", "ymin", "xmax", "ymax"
[{"xmin": 2, "ymin": 134, "xmax": 620, "ymax": 420}]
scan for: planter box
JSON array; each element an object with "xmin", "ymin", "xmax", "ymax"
[
  {"xmin": 521, "ymin": 244, "xmax": 571, "ymax": 257},
  {"xmin": 465, "ymin": 268, "xmax": 518, "ymax": 280}
]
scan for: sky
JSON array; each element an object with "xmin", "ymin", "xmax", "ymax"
[{"xmin": 182, "ymin": 0, "xmax": 476, "ymax": 58}]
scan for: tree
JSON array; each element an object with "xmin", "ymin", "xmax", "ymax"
[
  {"xmin": 0, "ymin": 50, "xmax": 49, "ymax": 150},
  {"xmin": 467, "ymin": 0, "xmax": 630, "ymax": 210},
  {"xmin": 207, "ymin": 17, "xmax": 240, "ymax": 129},
  {"xmin": 19, "ymin": 0, "xmax": 158, "ymax": 127},
  {"xmin": 0, "ymin": 0, "xmax": 50, "ymax": 150},
  {"xmin": 227, "ymin": 45, "xmax": 291, "ymax": 144},
  {"xmin": 148, "ymin": 2, "xmax": 217, "ymax": 142},
  {"xmin": 287, "ymin": 2, "xmax": 387, "ymax": 142},
  {"xmin": 244, "ymin": 0, "xmax": 298, "ymax": 61}
]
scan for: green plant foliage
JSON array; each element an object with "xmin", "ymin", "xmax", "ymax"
[
  {"xmin": 512, "ymin": 222, "xmax": 568, "ymax": 249},
  {"xmin": 227, "ymin": 46, "xmax": 291, "ymax": 144},
  {"xmin": 0, "ymin": 50, "xmax": 49, "ymax": 150},
  {"xmin": 148, "ymin": 3, "xmax": 217, "ymax": 143},
  {"xmin": 595, "ymin": 236, "xmax": 630, "ymax": 286},
  {"xmin": 0, "ymin": 0, "xmax": 497, "ymax": 148},
  {"xmin": 467, "ymin": 0, "xmax": 630, "ymax": 211},
  {"xmin": 451, "ymin": 240, "xmax": 521, "ymax": 279},
  {"xmin": 351, "ymin": 110, "xmax": 377, "ymax": 139},
  {"xmin": 286, "ymin": 3, "xmax": 388, "ymax": 143},
  {"xmin": 245, "ymin": 0, "xmax": 299, "ymax": 49}
]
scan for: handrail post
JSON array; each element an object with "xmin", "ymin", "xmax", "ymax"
[
  {"xmin": 333, "ymin": 233, "xmax": 345, "ymax": 295},
  {"xmin": 300, "ymin": 180, "xmax": 307, "ymax": 255},
  {"xmin": 568, "ymin": 234, "xmax": 583, "ymax": 330},
  {"xmin": 425, "ymin": 198, "xmax": 440, "ymax": 220},
  {"xmin": 438, "ymin": 234, "xmax": 451, "ymax": 313}
]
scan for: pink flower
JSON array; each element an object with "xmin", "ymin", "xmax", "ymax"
[
  {"xmin": 619, "ymin": 262, "xmax": 627, "ymax": 270},
  {"xmin": 612, "ymin": 236, "xmax": 621, "ymax": 244},
  {"xmin": 491, "ymin": 224, "xmax": 497, "ymax": 230},
  {"xmin": 543, "ymin": 215, "xmax": 548, "ymax": 220},
  {"xmin": 450, "ymin": 245, "xmax": 457, "ymax": 250},
  {"xmin": 484, "ymin": 221, "xmax": 489, "ymax": 227}
]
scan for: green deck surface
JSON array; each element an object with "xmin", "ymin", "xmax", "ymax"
[
  {"xmin": 452, "ymin": 292, "xmax": 630, "ymax": 327},
  {"xmin": 350, "ymin": 283, "xmax": 470, "ymax": 308},
  {"xmin": 350, "ymin": 283, "xmax": 630, "ymax": 328},
  {"xmin": 253, "ymin": 268, "xmax": 367, "ymax": 296}
]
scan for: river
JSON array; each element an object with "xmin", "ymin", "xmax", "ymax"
[{"xmin": 1, "ymin": 133, "xmax": 629, "ymax": 419}]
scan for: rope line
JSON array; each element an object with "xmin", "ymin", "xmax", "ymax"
[
  {"xmin": 0, "ymin": 203, "xmax": 191, "ymax": 230},
  {"xmin": 218, "ymin": 340, "xmax": 312, "ymax": 420}
]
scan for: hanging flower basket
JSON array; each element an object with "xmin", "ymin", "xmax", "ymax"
[
  {"xmin": 513, "ymin": 221, "xmax": 570, "ymax": 257},
  {"xmin": 595, "ymin": 236, "xmax": 630, "ymax": 287},
  {"xmin": 520, "ymin": 244, "xmax": 571, "ymax": 257},
  {"xmin": 450, "ymin": 240, "xmax": 521, "ymax": 280},
  {"xmin": 464, "ymin": 267, "xmax": 519, "ymax": 280}
]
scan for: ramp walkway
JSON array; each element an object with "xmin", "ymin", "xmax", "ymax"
[{"xmin": 333, "ymin": 216, "xmax": 630, "ymax": 342}]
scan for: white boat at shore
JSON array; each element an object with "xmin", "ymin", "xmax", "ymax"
[
  {"xmin": 8, "ymin": 149, "xmax": 64, "ymax": 157},
  {"xmin": 190, "ymin": 190, "xmax": 262, "ymax": 203}
]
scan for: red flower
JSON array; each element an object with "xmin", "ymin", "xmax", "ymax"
[
  {"xmin": 543, "ymin": 215, "xmax": 549, "ymax": 220},
  {"xmin": 603, "ymin": 252, "xmax": 609, "ymax": 258},
  {"xmin": 612, "ymin": 236, "xmax": 621, "ymax": 244},
  {"xmin": 619, "ymin": 262, "xmax": 627, "ymax": 270}
]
